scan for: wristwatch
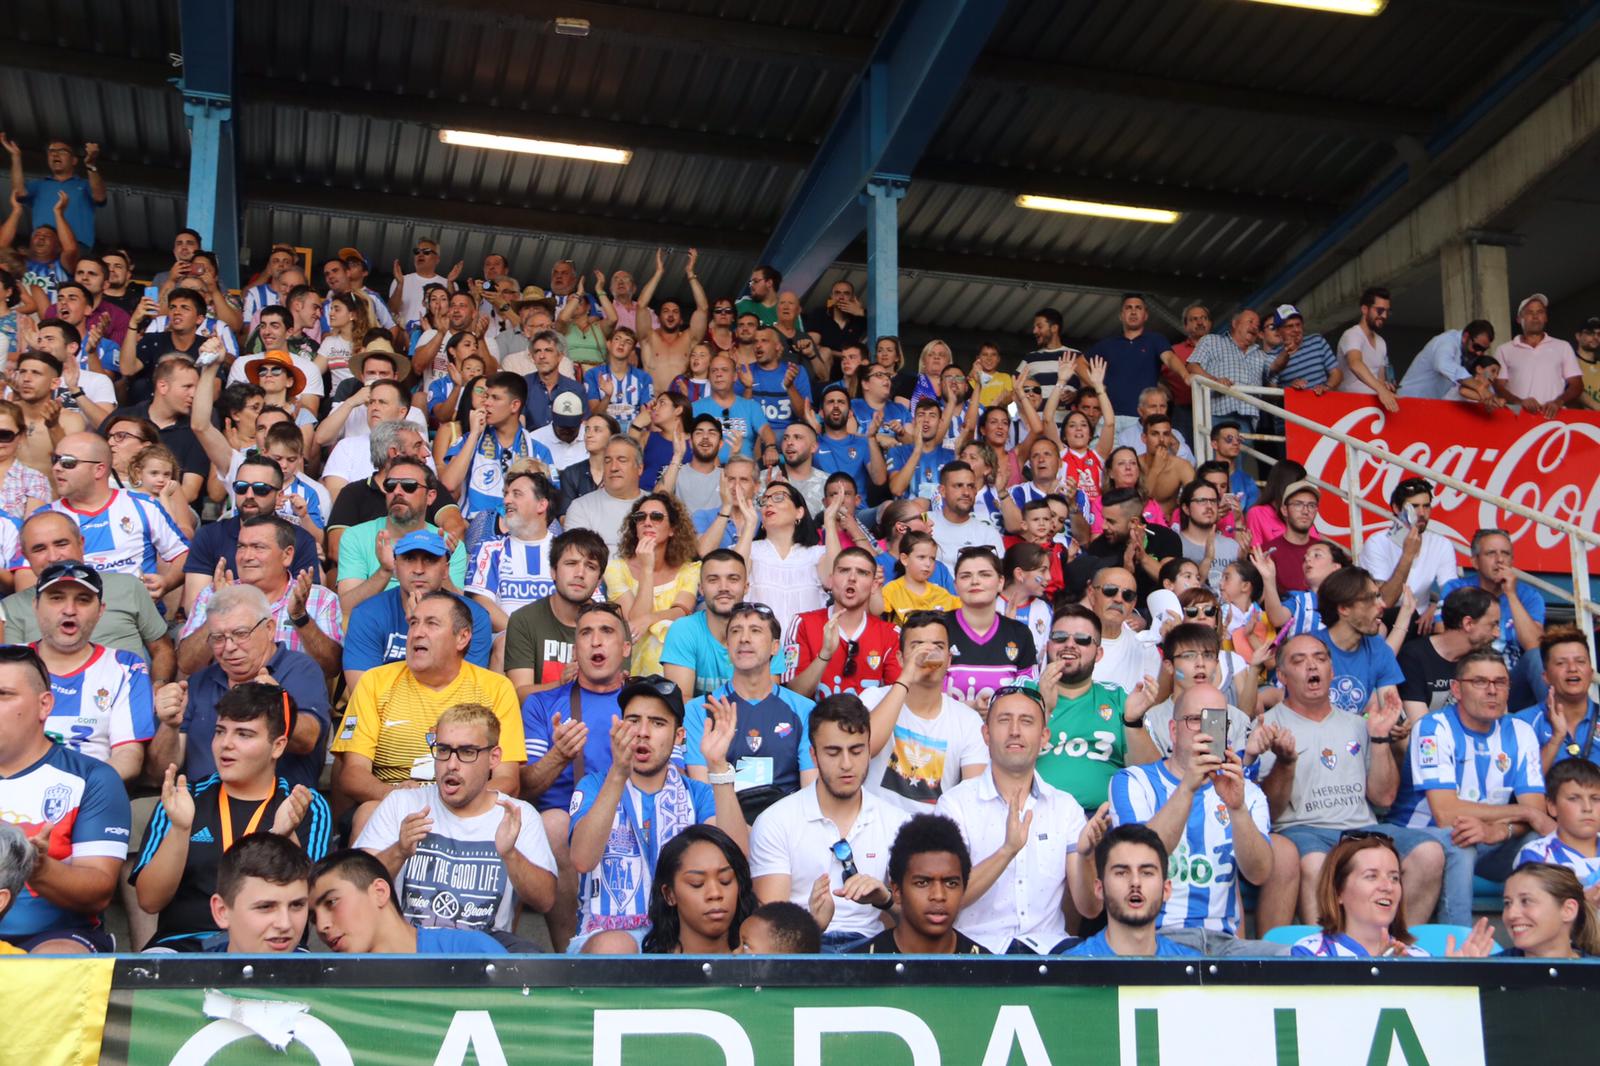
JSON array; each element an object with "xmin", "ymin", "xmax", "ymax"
[
  {"xmin": 1368, "ymin": 734, "xmax": 1394, "ymax": 745},
  {"xmin": 288, "ymin": 612, "xmax": 312, "ymax": 628}
]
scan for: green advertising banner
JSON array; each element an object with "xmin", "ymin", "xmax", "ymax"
[{"xmin": 117, "ymin": 981, "xmax": 1490, "ymax": 1066}]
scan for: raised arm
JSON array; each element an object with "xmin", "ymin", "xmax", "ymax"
[
  {"xmin": 189, "ymin": 346, "xmax": 237, "ymax": 478},
  {"xmin": 1081, "ymin": 356, "xmax": 1116, "ymax": 458},
  {"xmin": 684, "ymin": 249, "xmax": 709, "ymax": 344}
]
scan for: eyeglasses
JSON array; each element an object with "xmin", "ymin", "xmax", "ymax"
[
  {"xmin": 232, "ymin": 481, "xmax": 277, "ymax": 497},
  {"xmin": 430, "ymin": 743, "xmax": 491, "ymax": 763},
  {"xmin": 831, "ymin": 839, "xmax": 860, "ymax": 881},
  {"xmin": 106, "ymin": 431, "xmax": 148, "ymax": 445},
  {"xmin": 0, "ymin": 429, "xmax": 17, "ymax": 444},
  {"xmin": 757, "ymin": 493, "xmax": 793, "ymax": 508},
  {"xmin": 1285, "ymin": 499, "xmax": 1319, "ymax": 511},
  {"xmin": 382, "ymin": 478, "xmax": 424, "ymax": 494},
  {"xmin": 207, "ymin": 617, "xmax": 269, "ymax": 648},
  {"xmin": 633, "ymin": 509, "xmax": 670, "ymax": 524},
  {"xmin": 1188, "ymin": 495, "xmax": 1219, "ymax": 506},
  {"xmin": 1098, "ymin": 585, "xmax": 1137, "ymax": 603},
  {"xmin": 51, "ymin": 454, "xmax": 96, "ymax": 469},
  {"xmin": 1171, "ymin": 650, "xmax": 1220, "ymax": 663},
  {"xmin": 1048, "ymin": 631, "xmax": 1096, "ymax": 646},
  {"xmin": 1183, "ymin": 605, "xmax": 1219, "ymax": 618},
  {"xmin": 1458, "ymin": 676, "xmax": 1510, "ymax": 692}
]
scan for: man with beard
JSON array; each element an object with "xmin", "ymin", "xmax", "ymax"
[
  {"xmin": 787, "ymin": 547, "xmax": 902, "ymax": 699},
  {"xmin": 336, "ymin": 458, "xmax": 469, "ymax": 614},
  {"xmin": 935, "ymin": 682, "xmax": 1106, "ymax": 952},
  {"xmin": 743, "ymin": 326, "xmax": 811, "ymax": 439},
  {"xmin": 1314, "ymin": 567, "xmax": 1405, "ymax": 718},
  {"xmin": 669, "ymin": 414, "xmax": 725, "ymax": 515},
  {"xmin": 1136, "ymin": 414, "xmax": 1194, "ymax": 518},
  {"xmin": 1397, "ymin": 587, "xmax": 1501, "ymax": 720},
  {"xmin": 466, "ymin": 469, "xmax": 561, "ymax": 635},
  {"xmin": 1252, "ymin": 635, "xmax": 1440, "ymax": 929},
  {"xmin": 356, "ymin": 702, "xmax": 555, "ymax": 938},
  {"xmin": 183, "ymin": 455, "xmax": 319, "ymax": 617},
  {"xmin": 504, "ymin": 530, "xmax": 609, "ymax": 698},
  {"xmin": 1175, "ymin": 479, "xmax": 1237, "ymax": 592},
  {"xmin": 1358, "ymin": 476, "xmax": 1458, "ymax": 608},
  {"xmin": 1066, "ymin": 825, "xmax": 1200, "ymax": 956},
  {"xmin": 344, "ymin": 530, "xmax": 492, "ymax": 689},
  {"xmin": 531, "ymin": 391, "xmax": 588, "ymax": 474},
  {"xmin": 520, "ymin": 601, "xmax": 636, "ymax": 950},
  {"xmin": 441, "ymin": 372, "xmax": 554, "ymax": 522},
  {"xmin": 659, "ymin": 549, "xmax": 777, "ymax": 699},
  {"xmin": 693, "ymin": 351, "xmax": 772, "ymax": 461},
  {"xmin": 887, "ymin": 398, "xmax": 957, "ymax": 502},
  {"xmin": 847, "ymin": 813, "xmax": 987, "ymax": 954},
  {"xmin": 1262, "ymin": 480, "xmax": 1323, "ymax": 595},
  {"xmin": 1033, "ymin": 603, "xmax": 1159, "ymax": 810},
  {"xmin": 32, "ymin": 562, "xmax": 155, "ymax": 783},
  {"xmin": 1108, "ymin": 683, "xmax": 1277, "ymax": 954},
  {"xmin": 11, "ymin": 350, "xmax": 84, "ymax": 473},
  {"xmin": 1065, "ymin": 489, "xmax": 1181, "ymax": 603},
  {"xmin": 1575, "ymin": 316, "xmax": 1600, "ymax": 411},
  {"xmin": 635, "ymin": 248, "xmax": 710, "ymax": 393},
  {"xmin": 1336, "ymin": 286, "xmax": 1399, "ymax": 413},
  {"xmin": 762, "ymin": 422, "xmax": 827, "ymax": 515},
  {"xmin": 931, "ymin": 462, "xmax": 1004, "ymax": 569},
  {"xmin": 813, "ymin": 381, "xmax": 884, "ymax": 500},
  {"xmin": 751, "ymin": 694, "xmax": 910, "ymax": 950}
]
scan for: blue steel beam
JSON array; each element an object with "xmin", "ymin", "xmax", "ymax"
[
  {"xmin": 175, "ymin": 0, "xmax": 240, "ymax": 289},
  {"xmin": 757, "ymin": 0, "xmax": 1007, "ymax": 299}
]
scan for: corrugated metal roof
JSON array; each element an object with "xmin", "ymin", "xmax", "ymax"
[{"xmin": 0, "ymin": 0, "xmax": 1564, "ymax": 343}]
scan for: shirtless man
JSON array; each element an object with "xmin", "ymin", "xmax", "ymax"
[
  {"xmin": 11, "ymin": 350, "xmax": 83, "ymax": 473},
  {"xmin": 1136, "ymin": 413, "xmax": 1195, "ymax": 517},
  {"xmin": 635, "ymin": 247, "xmax": 709, "ymax": 394}
]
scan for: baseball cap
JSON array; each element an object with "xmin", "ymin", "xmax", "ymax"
[
  {"xmin": 36, "ymin": 561, "xmax": 104, "ymax": 599},
  {"xmin": 336, "ymin": 246, "xmax": 370, "ymax": 270},
  {"xmin": 1272, "ymin": 303, "xmax": 1303, "ymax": 328},
  {"xmin": 392, "ymin": 530, "xmax": 450, "ymax": 558},
  {"xmin": 618, "ymin": 674, "xmax": 687, "ymax": 724},
  {"xmin": 551, "ymin": 388, "xmax": 586, "ymax": 428},
  {"xmin": 1517, "ymin": 293, "xmax": 1550, "ymax": 319},
  {"xmin": 1581, "ymin": 317, "xmax": 1600, "ymax": 332},
  {"xmin": 819, "ymin": 381, "xmax": 851, "ymax": 401},
  {"xmin": 1282, "ymin": 479, "xmax": 1320, "ymax": 503}
]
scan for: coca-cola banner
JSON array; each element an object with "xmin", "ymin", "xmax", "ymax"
[{"xmin": 1282, "ymin": 391, "xmax": 1600, "ymax": 574}]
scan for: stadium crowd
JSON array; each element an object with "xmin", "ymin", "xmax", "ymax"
[{"xmin": 2, "ymin": 136, "xmax": 1600, "ymax": 962}]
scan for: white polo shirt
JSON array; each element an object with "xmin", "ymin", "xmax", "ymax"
[
  {"xmin": 1357, "ymin": 526, "xmax": 1459, "ymax": 600},
  {"xmin": 934, "ymin": 769, "xmax": 1087, "ymax": 953},
  {"xmin": 749, "ymin": 783, "xmax": 911, "ymax": 937}
]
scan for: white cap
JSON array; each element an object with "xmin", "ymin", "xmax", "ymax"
[{"xmin": 1517, "ymin": 293, "xmax": 1550, "ymax": 319}]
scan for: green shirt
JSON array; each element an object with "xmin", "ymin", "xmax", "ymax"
[
  {"xmin": 336, "ymin": 517, "xmax": 469, "ymax": 591},
  {"xmin": 1035, "ymin": 682, "xmax": 1129, "ymax": 810}
]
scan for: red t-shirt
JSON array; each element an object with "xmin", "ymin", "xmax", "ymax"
[
  {"xmin": 1264, "ymin": 534, "xmax": 1314, "ymax": 593},
  {"xmin": 786, "ymin": 609, "xmax": 903, "ymax": 699},
  {"xmin": 1002, "ymin": 534, "xmax": 1067, "ymax": 602}
]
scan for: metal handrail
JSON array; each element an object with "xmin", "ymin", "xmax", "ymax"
[{"xmin": 1188, "ymin": 375, "xmax": 1596, "ymax": 658}]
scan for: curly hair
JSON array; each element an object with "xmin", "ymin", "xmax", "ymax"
[{"xmin": 618, "ymin": 491, "xmax": 699, "ymax": 567}]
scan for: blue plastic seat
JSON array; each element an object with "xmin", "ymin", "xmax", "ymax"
[
  {"xmin": 1409, "ymin": 923, "xmax": 1504, "ymax": 956},
  {"xmin": 1260, "ymin": 924, "xmax": 1320, "ymax": 947},
  {"xmin": 1472, "ymin": 874, "xmax": 1505, "ymax": 913}
]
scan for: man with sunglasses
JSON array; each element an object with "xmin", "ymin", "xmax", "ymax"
[
  {"xmin": 751, "ymin": 693, "xmax": 909, "ymax": 951},
  {"xmin": 1399, "ymin": 320, "xmax": 1496, "ymax": 400},
  {"xmin": 1335, "ymin": 286, "xmax": 1398, "ymax": 413},
  {"xmin": 132, "ymin": 682, "xmax": 330, "ymax": 951},
  {"xmin": 1386, "ymin": 649, "xmax": 1554, "ymax": 927},
  {"xmin": 1081, "ymin": 565, "xmax": 1161, "ymax": 697},
  {"xmin": 43, "ymin": 430, "xmax": 189, "ymax": 597},
  {"xmin": 355, "ymin": 702, "xmax": 555, "ymax": 939},
  {"xmin": 388, "ymin": 237, "xmax": 456, "ymax": 329},
  {"xmin": 336, "ymin": 457, "xmax": 470, "ymax": 615},
  {"xmin": 787, "ymin": 547, "xmax": 901, "ymax": 700},
  {"xmin": 181, "ymin": 455, "xmax": 320, "ymax": 619}
]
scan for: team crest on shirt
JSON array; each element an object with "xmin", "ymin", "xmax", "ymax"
[
  {"xmin": 867, "ymin": 651, "xmax": 881, "ymax": 669},
  {"xmin": 425, "ymin": 731, "xmax": 436, "ymax": 748},
  {"xmin": 1005, "ymin": 642, "xmax": 1019, "ymax": 662},
  {"xmin": 774, "ymin": 722, "xmax": 793, "ymax": 738},
  {"xmin": 745, "ymin": 730, "xmax": 763, "ymax": 753},
  {"xmin": 42, "ymin": 783, "xmax": 71, "ymax": 823},
  {"xmin": 1495, "ymin": 752, "xmax": 1511, "ymax": 773},
  {"xmin": 1320, "ymin": 747, "xmax": 1337, "ymax": 770},
  {"xmin": 119, "ymin": 515, "xmax": 135, "ymax": 534},
  {"xmin": 1214, "ymin": 804, "xmax": 1230, "ymax": 827},
  {"xmin": 1419, "ymin": 737, "xmax": 1439, "ymax": 767},
  {"xmin": 847, "ymin": 447, "xmax": 859, "ymax": 460},
  {"xmin": 93, "ymin": 687, "xmax": 111, "ymax": 715},
  {"xmin": 1346, "ymin": 740, "xmax": 1362, "ymax": 756},
  {"xmin": 1098, "ymin": 704, "xmax": 1114, "ymax": 722}
]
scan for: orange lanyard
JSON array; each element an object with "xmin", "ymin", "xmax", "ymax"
[{"xmin": 217, "ymin": 786, "xmax": 273, "ymax": 852}]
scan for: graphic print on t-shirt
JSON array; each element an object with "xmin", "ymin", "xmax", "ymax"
[
  {"xmin": 880, "ymin": 724, "xmax": 950, "ymax": 805},
  {"xmin": 401, "ymin": 833, "xmax": 508, "ymax": 929}
]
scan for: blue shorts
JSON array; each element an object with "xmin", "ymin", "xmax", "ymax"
[
  {"xmin": 3, "ymin": 925, "xmax": 116, "ymax": 953},
  {"xmin": 1279, "ymin": 823, "xmax": 1438, "ymax": 859}
]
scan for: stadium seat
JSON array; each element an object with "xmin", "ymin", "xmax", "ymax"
[
  {"xmin": 1260, "ymin": 924, "xmax": 1320, "ymax": 947},
  {"xmin": 1473, "ymin": 875, "xmax": 1505, "ymax": 913},
  {"xmin": 1409, "ymin": 923, "xmax": 1504, "ymax": 956}
]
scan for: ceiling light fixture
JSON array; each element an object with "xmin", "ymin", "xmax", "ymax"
[
  {"xmin": 437, "ymin": 129, "xmax": 632, "ymax": 165},
  {"xmin": 1015, "ymin": 194, "xmax": 1181, "ymax": 225},
  {"xmin": 1241, "ymin": 0, "xmax": 1387, "ymax": 15}
]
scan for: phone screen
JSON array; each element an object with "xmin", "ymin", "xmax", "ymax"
[
  {"xmin": 143, "ymin": 285, "xmax": 160, "ymax": 303},
  {"xmin": 1200, "ymin": 707, "xmax": 1229, "ymax": 758}
]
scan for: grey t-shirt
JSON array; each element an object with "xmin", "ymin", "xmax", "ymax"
[
  {"xmin": 3, "ymin": 572, "xmax": 169, "ymax": 661},
  {"xmin": 675, "ymin": 466, "xmax": 723, "ymax": 516},
  {"xmin": 1255, "ymin": 703, "xmax": 1374, "ymax": 831},
  {"xmin": 562, "ymin": 488, "xmax": 643, "ymax": 555},
  {"xmin": 1178, "ymin": 528, "xmax": 1239, "ymax": 592}
]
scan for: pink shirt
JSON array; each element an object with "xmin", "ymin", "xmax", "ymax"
[{"xmin": 1496, "ymin": 334, "xmax": 1580, "ymax": 404}]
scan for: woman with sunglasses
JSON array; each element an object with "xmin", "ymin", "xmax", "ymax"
[
  {"xmin": 246, "ymin": 351, "xmax": 316, "ymax": 453},
  {"xmin": 0, "ymin": 398, "xmax": 46, "ymax": 514},
  {"xmin": 1291, "ymin": 833, "xmax": 1428, "ymax": 957},
  {"xmin": 736, "ymin": 481, "xmax": 843, "ymax": 640},
  {"xmin": 641, "ymin": 824, "xmax": 759, "ymax": 955},
  {"xmin": 608, "ymin": 492, "xmax": 702, "ymax": 674}
]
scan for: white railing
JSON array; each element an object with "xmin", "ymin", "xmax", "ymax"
[{"xmin": 1189, "ymin": 376, "xmax": 1599, "ymax": 664}]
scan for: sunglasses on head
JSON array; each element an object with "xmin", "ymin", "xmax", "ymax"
[
  {"xmin": 232, "ymin": 481, "xmax": 276, "ymax": 497},
  {"xmin": 1099, "ymin": 584, "xmax": 1137, "ymax": 603},
  {"xmin": 1338, "ymin": 829, "xmax": 1399, "ymax": 851},
  {"xmin": 731, "ymin": 601, "xmax": 777, "ymax": 618},
  {"xmin": 992, "ymin": 682, "xmax": 1047, "ymax": 710},
  {"xmin": 382, "ymin": 478, "xmax": 424, "ymax": 494},
  {"xmin": 627, "ymin": 673, "xmax": 679, "ymax": 702}
]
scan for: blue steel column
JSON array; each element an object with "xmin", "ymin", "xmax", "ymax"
[
  {"xmin": 176, "ymin": 0, "xmax": 240, "ymax": 289},
  {"xmin": 865, "ymin": 175, "xmax": 908, "ymax": 344}
]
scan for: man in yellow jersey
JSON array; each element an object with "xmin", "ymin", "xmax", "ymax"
[{"xmin": 332, "ymin": 590, "xmax": 525, "ymax": 838}]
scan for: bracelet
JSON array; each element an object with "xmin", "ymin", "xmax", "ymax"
[
  {"xmin": 1368, "ymin": 734, "xmax": 1393, "ymax": 745},
  {"xmin": 890, "ymin": 680, "xmax": 909, "ymax": 692},
  {"xmin": 707, "ymin": 767, "xmax": 737, "ymax": 786},
  {"xmin": 717, "ymin": 512, "xmax": 731, "ymax": 519}
]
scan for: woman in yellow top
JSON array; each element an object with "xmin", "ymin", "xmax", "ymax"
[
  {"xmin": 606, "ymin": 491, "xmax": 702, "ymax": 673},
  {"xmin": 874, "ymin": 530, "xmax": 960, "ymax": 625}
]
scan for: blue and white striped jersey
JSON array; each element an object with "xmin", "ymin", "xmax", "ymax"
[
  {"xmin": 1282, "ymin": 589, "xmax": 1325, "ymax": 637},
  {"xmin": 45, "ymin": 489, "xmax": 189, "ymax": 577},
  {"xmin": 1389, "ymin": 705, "xmax": 1545, "ymax": 828},
  {"xmin": 1516, "ymin": 831, "xmax": 1600, "ymax": 888},
  {"xmin": 1109, "ymin": 761, "xmax": 1270, "ymax": 935},
  {"xmin": 466, "ymin": 533, "xmax": 559, "ymax": 614},
  {"xmin": 40, "ymin": 644, "xmax": 156, "ymax": 764},
  {"xmin": 1290, "ymin": 932, "xmax": 1428, "ymax": 958}
]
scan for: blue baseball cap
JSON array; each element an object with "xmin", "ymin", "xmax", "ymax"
[
  {"xmin": 819, "ymin": 380, "xmax": 851, "ymax": 400},
  {"xmin": 393, "ymin": 529, "xmax": 450, "ymax": 557}
]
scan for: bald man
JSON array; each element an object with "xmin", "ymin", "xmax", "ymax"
[{"xmin": 43, "ymin": 432, "xmax": 188, "ymax": 595}]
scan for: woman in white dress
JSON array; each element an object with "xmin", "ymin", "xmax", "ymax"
[{"xmin": 734, "ymin": 481, "xmax": 842, "ymax": 639}]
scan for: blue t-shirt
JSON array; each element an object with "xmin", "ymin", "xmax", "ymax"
[
  {"xmin": 1066, "ymin": 930, "xmax": 1202, "ymax": 957},
  {"xmin": 415, "ymin": 926, "xmax": 507, "ymax": 954},
  {"xmin": 520, "ymin": 683, "xmax": 624, "ymax": 812},
  {"xmin": 344, "ymin": 587, "xmax": 494, "ymax": 672},
  {"xmin": 1515, "ymin": 700, "xmax": 1600, "ymax": 768},
  {"xmin": 1314, "ymin": 631, "xmax": 1405, "ymax": 716},
  {"xmin": 182, "ymin": 647, "xmax": 330, "ymax": 793},
  {"xmin": 748, "ymin": 362, "xmax": 812, "ymax": 437},
  {"xmin": 887, "ymin": 444, "xmax": 956, "ymax": 501},
  {"xmin": 683, "ymin": 682, "xmax": 814, "ymax": 793},
  {"xmin": 692, "ymin": 396, "xmax": 769, "ymax": 459},
  {"xmin": 852, "ymin": 398, "xmax": 911, "ymax": 433},
  {"xmin": 584, "ymin": 365, "xmax": 653, "ymax": 427},
  {"xmin": 815, "ymin": 432, "xmax": 874, "ymax": 497},
  {"xmin": 659, "ymin": 612, "xmax": 785, "ymax": 697},
  {"xmin": 24, "ymin": 175, "xmax": 99, "ymax": 247}
]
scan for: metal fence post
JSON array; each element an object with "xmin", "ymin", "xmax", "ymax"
[
  {"xmin": 1343, "ymin": 442, "xmax": 1365, "ymax": 556},
  {"xmin": 1572, "ymin": 533, "xmax": 1597, "ymax": 671}
]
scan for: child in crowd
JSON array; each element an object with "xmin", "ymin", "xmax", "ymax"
[
  {"xmin": 738, "ymin": 901, "xmax": 822, "ymax": 954},
  {"xmin": 1516, "ymin": 758, "xmax": 1600, "ymax": 898},
  {"xmin": 998, "ymin": 541, "xmax": 1053, "ymax": 662},
  {"xmin": 1256, "ymin": 541, "xmax": 1351, "ymax": 639},
  {"xmin": 1453, "ymin": 355, "xmax": 1502, "ymax": 405},
  {"xmin": 875, "ymin": 531, "xmax": 960, "ymax": 625},
  {"xmin": 1147, "ymin": 557, "xmax": 1202, "ymax": 637},
  {"xmin": 128, "ymin": 443, "xmax": 197, "ymax": 537},
  {"xmin": 1220, "ymin": 560, "xmax": 1272, "ymax": 662}
]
